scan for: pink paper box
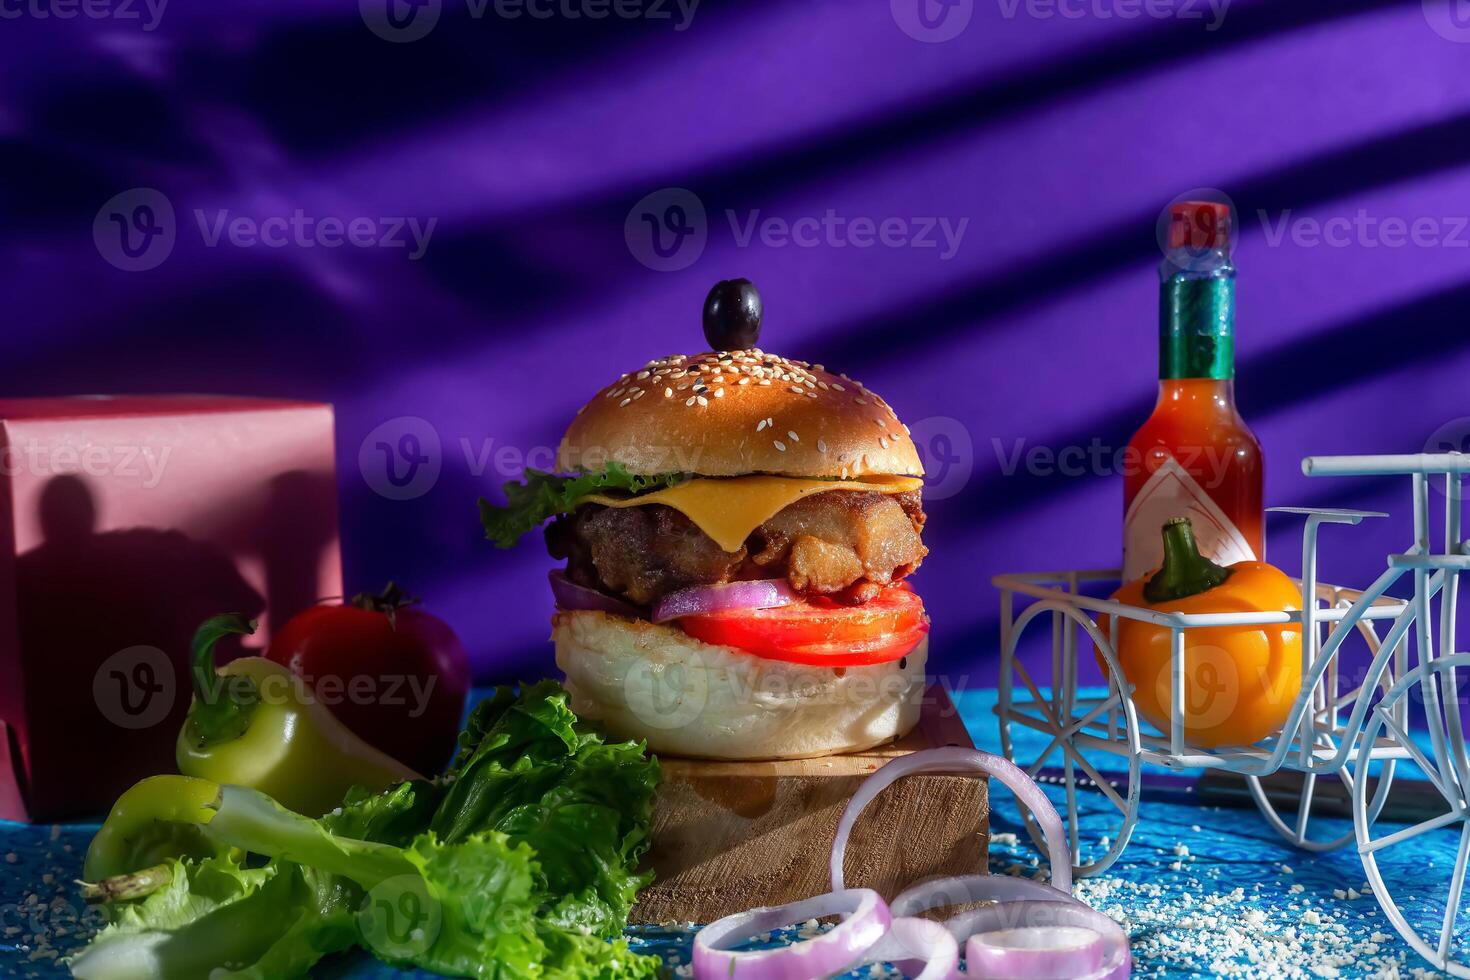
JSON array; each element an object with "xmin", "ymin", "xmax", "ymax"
[{"xmin": 0, "ymin": 396, "xmax": 342, "ymax": 822}]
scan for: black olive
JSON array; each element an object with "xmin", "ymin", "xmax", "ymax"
[{"xmin": 702, "ymin": 279, "xmax": 762, "ymax": 351}]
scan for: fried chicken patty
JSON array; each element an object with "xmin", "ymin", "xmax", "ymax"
[{"xmin": 546, "ymin": 489, "xmax": 926, "ymax": 606}]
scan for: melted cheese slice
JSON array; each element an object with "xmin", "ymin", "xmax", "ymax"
[{"xmin": 580, "ymin": 474, "xmax": 923, "ymax": 552}]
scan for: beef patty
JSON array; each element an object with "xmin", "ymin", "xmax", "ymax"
[{"xmin": 546, "ymin": 489, "xmax": 926, "ymax": 606}]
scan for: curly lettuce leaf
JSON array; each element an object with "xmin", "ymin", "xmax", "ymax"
[
  {"xmin": 478, "ymin": 464, "xmax": 681, "ymax": 549},
  {"xmin": 72, "ymin": 682, "xmax": 663, "ymax": 980},
  {"xmin": 431, "ymin": 684, "xmax": 660, "ymax": 939},
  {"xmin": 69, "ymin": 855, "xmax": 353, "ymax": 980}
]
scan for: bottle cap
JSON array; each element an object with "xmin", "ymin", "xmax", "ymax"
[{"xmin": 1168, "ymin": 201, "xmax": 1232, "ymax": 250}]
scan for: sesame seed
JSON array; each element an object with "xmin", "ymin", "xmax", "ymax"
[
  {"xmin": 664, "ymin": 388, "xmax": 673, "ymax": 398},
  {"xmin": 634, "ymin": 390, "xmax": 645, "ymax": 400},
  {"xmin": 685, "ymin": 397, "xmax": 697, "ymax": 407},
  {"xmin": 773, "ymin": 440, "xmax": 787, "ymax": 452},
  {"xmin": 714, "ymin": 388, "xmax": 725, "ymax": 398},
  {"xmin": 788, "ymin": 431, "xmax": 799, "ymax": 442},
  {"xmin": 879, "ymin": 437, "xmax": 889, "ymax": 448},
  {"xmin": 806, "ymin": 392, "xmax": 818, "ymax": 398},
  {"xmin": 757, "ymin": 419, "xmax": 768, "ymax": 431},
  {"xmin": 759, "ymin": 379, "xmax": 771, "ymax": 386},
  {"xmin": 697, "ymin": 396, "xmax": 708, "ymax": 406},
  {"xmin": 637, "ymin": 371, "xmax": 650, "ymax": 380},
  {"xmin": 619, "ymin": 398, "xmax": 631, "ymax": 407},
  {"xmin": 855, "ymin": 397, "xmax": 867, "ymax": 405},
  {"xmin": 790, "ymin": 386, "xmax": 804, "ymax": 394},
  {"xmin": 738, "ymin": 377, "xmax": 751, "ymax": 385},
  {"xmin": 832, "ymin": 383, "xmax": 845, "ymax": 392}
]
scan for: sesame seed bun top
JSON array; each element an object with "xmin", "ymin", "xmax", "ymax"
[{"xmin": 556, "ymin": 350, "xmax": 925, "ymax": 480}]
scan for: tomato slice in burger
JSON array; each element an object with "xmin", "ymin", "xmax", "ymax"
[{"xmin": 677, "ymin": 586, "xmax": 929, "ymax": 667}]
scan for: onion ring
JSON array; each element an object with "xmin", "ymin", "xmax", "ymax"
[
  {"xmin": 960, "ymin": 901, "xmax": 1130, "ymax": 980},
  {"xmin": 829, "ymin": 747, "xmax": 1073, "ymax": 896},
  {"xmin": 691, "ymin": 888, "xmax": 891, "ymax": 980},
  {"xmin": 860, "ymin": 916, "xmax": 961, "ymax": 980},
  {"xmin": 892, "ymin": 874, "xmax": 1075, "ymax": 926}
]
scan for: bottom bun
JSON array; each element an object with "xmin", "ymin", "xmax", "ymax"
[{"xmin": 553, "ymin": 609, "xmax": 928, "ymax": 760}]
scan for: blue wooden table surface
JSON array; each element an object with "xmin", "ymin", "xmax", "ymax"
[{"xmin": 2, "ymin": 687, "xmax": 1458, "ymax": 978}]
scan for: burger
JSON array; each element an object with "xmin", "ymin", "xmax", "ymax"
[{"xmin": 480, "ymin": 279, "xmax": 930, "ymax": 760}]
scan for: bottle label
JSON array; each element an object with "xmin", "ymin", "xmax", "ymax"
[{"xmin": 1123, "ymin": 454, "xmax": 1256, "ymax": 581}]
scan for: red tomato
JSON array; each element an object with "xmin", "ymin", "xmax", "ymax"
[
  {"xmin": 266, "ymin": 584, "xmax": 470, "ymax": 775},
  {"xmin": 678, "ymin": 586, "xmax": 929, "ymax": 666}
]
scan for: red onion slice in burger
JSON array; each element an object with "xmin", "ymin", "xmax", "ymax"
[
  {"xmin": 651, "ymin": 579, "xmax": 801, "ymax": 623},
  {"xmin": 548, "ymin": 571, "xmax": 641, "ymax": 618}
]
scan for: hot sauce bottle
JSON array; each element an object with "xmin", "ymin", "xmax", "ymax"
[{"xmin": 1122, "ymin": 202, "xmax": 1264, "ymax": 581}]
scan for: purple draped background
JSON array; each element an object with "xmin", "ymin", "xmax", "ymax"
[{"xmin": 4, "ymin": 0, "xmax": 1470, "ymax": 681}]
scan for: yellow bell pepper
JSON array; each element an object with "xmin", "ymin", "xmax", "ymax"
[
  {"xmin": 1100, "ymin": 517, "xmax": 1303, "ymax": 748},
  {"xmin": 82, "ymin": 774, "xmax": 224, "ymax": 884},
  {"xmin": 177, "ymin": 614, "xmax": 419, "ymax": 817}
]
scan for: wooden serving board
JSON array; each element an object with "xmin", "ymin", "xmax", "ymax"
[{"xmin": 631, "ymin": 686, "xmax": 988, "ymax": 924}]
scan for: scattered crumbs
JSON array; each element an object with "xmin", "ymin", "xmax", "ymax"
[
  {"xmin": 1172, "ymin": 843, "xmax": 1190, "ymax": 858},
  {"xmin": 1064, "ymin": 863, "xmax": 1426, "ymax": 978},
  {"xmin": 991, "ymin": 833, "xmax": 1019, "ymax": 847},
  {"xmin": 3, "ymin": 853, "xmax": 15, "ymax": 864},
  {"xmin": 1190, "ymin": 825, "xmax": 1201, "ymax": 833},
  {"xmin": 1281, "ymin": 864, "xmax": 1294, "ymax": 874}
]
